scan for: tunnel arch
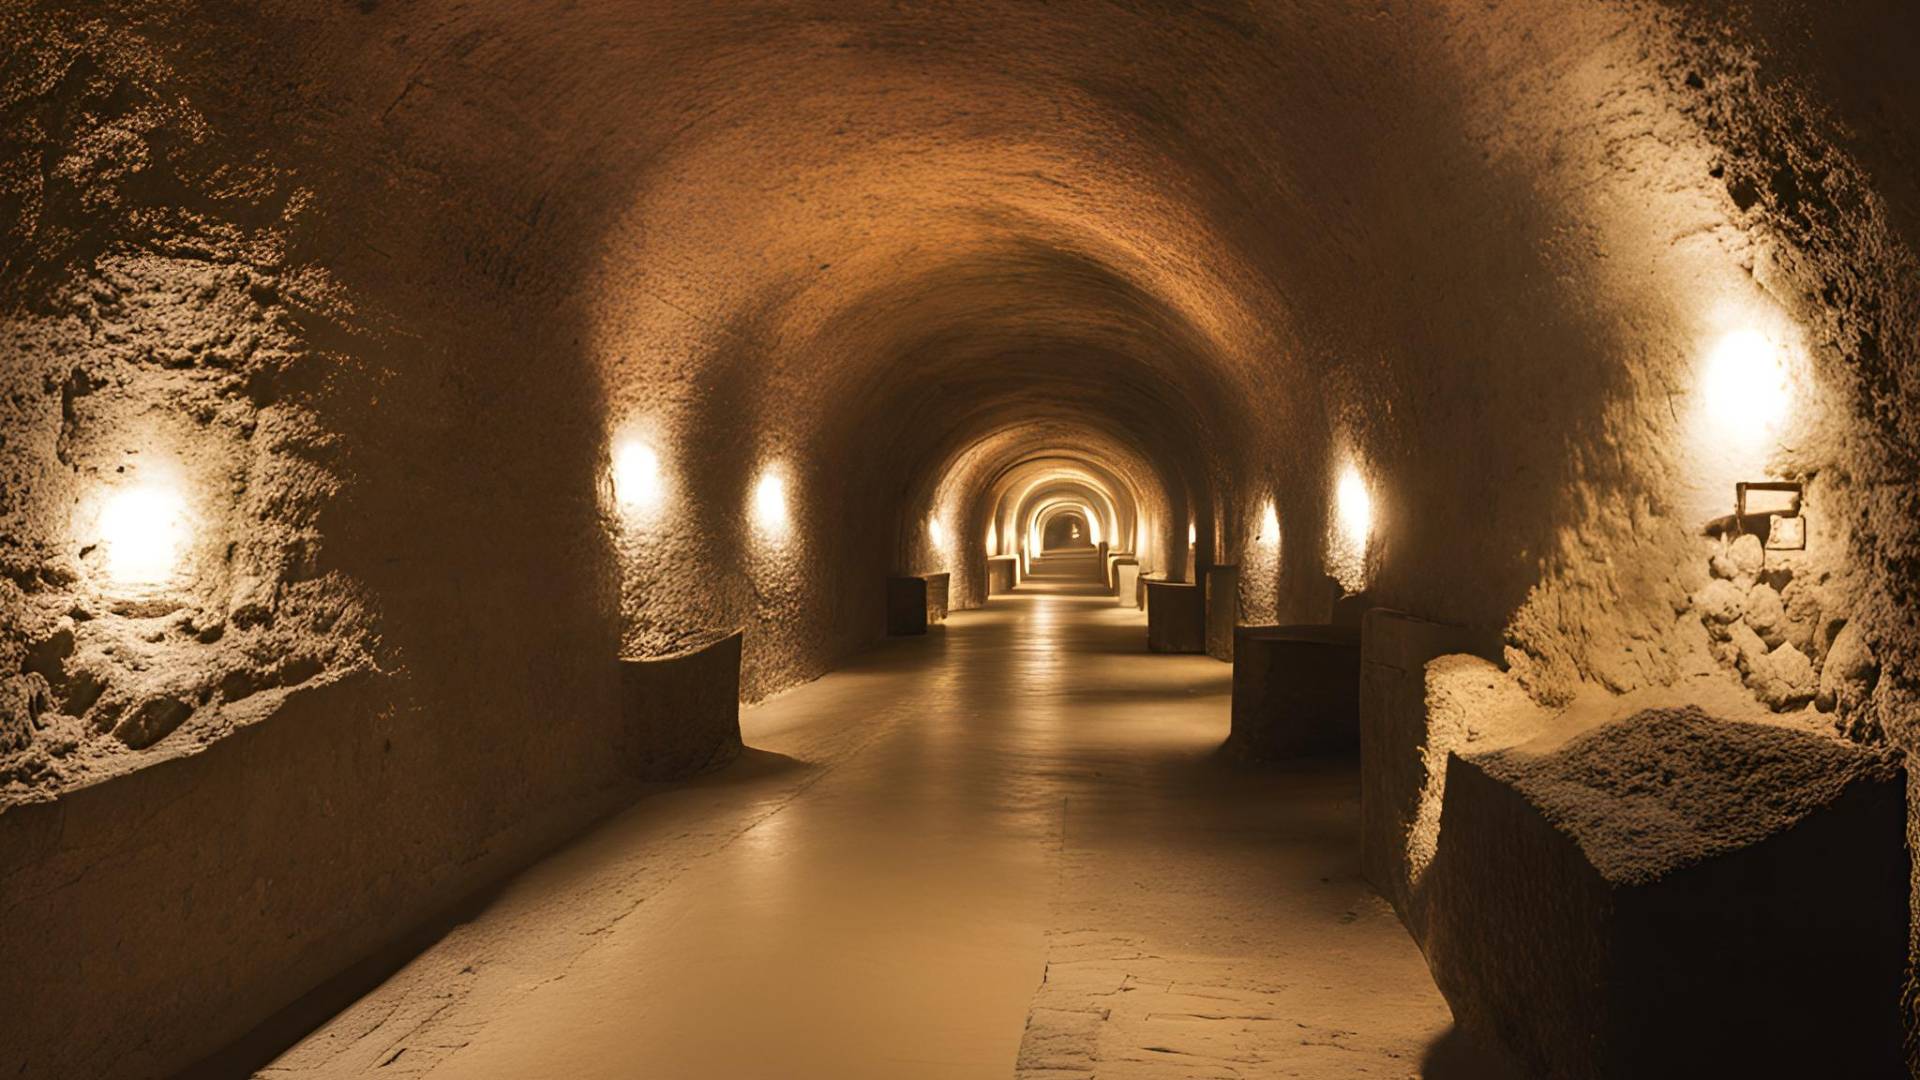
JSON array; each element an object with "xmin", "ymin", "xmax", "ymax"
[{"xmin": 9, "ymin": 3, "xmax": 1920, "ymax": 1073}]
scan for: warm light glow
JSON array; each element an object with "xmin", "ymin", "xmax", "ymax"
[
  {"xmin": 928, "ymin": 515, "xmax": 947, "ymax": 548},
  {"xmin": 99, "ymin": 483, "xmax": 189, "ymax": 588},
  {"xmin": 1187, "ymin": 520, "xmax": 1196, "ymax": 545},
  {"xmin": 1336, "ymin": 465, "xmax": 1372, "ymax": 547},
  {"xmin": 1329, "ymin": 463, "xmax": 1372, "ymax": 592},
  {"xmin": 986, "ymin": 522, "xmax": 998, "ymax": 555},
  {"xmin": 1136, "ymin": 520, "xmax": 1148, "ymax": 555},
  {"xmin": 1258, "ymin": 500, "xmax": 1280, "ymax": 549},
  {"xmin": 1702, "ymin": 329, "xmax": 1791, "ymax": 433},
  {"xmin": 752, "ymin": 467, "xmax": 789, "ymax": 535},
  {"xmin": 1086, "ymin": 512, "xmax": 1102, "ymax": 547},
  {"xmin": 613, "ymin": 440, "xmax": 664, "ymax": 510}
]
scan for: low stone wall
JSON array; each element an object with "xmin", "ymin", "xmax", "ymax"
[
  {"xmin": 1228, "ymin": 624, "xmax": 1360, "ymax": 758},
  {"xmin": 1423, "ymin": 709, "xmax": 1908, "ymax": 1078},
  {"xmin": 886, "ymin": 576, "xmax": 930, "ymax": 635},
  {"xmin": 987, "ymin": 556, "xmax": 1019, "ymax": 595},
  {"xmin": 1115, "ymin": 562, "xmax": 1141, "ymax": 609},
  {"xmin": 1146, "ymin": 580, "xmax": 1205, "ymax": 653},
  {"xmin": 0, "ymin": 630, "xmax": 747, "ymax": 1079},
  {"xmin": 1357, "ymin": 608, "xmax": 1506, "ymax": 919},
  {"xmin": 617, "ymin": 631, "xmax": 743, "ymax": 781}
]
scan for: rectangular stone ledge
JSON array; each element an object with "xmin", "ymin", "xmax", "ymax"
[
  {"xmin": 1228, "ymin": 624, "xmax": 1360, "ymax": 758},
  {"xmin": 1421, "ymin": 708, "xmax": 1908, "ymax": 1079},
  {"xmin": 1114, "ymin": 561, "xmax": 1141, "ymax": 609},
  {"xmin": 886, "ymin": 575, "xmax": 930, "ymax": 635},
  {"xmin": 1146, "ymin": 580, "xmax": 1205, "ymax": 653},
  {"xmin": 1203, "ymin": 565, "xmax": 1238, "ymax": 662},
  {"xmin": 616, "ymin": 630, "xmax": 743, "ymax": 781},
  {"xmin": 987, "ymin": 555, "xmax": 1019, "ymax": 596},
  {"xmin": 925, "ymin": 572, "xmax": 951, "ymax": 624},
  {"xmin": 0, "ymin": 668, "xmax": 650, "ymax": 1079},
  {"xmin": 1357, "ymin": 608, "xmax": 1507, "ymax": 920}
]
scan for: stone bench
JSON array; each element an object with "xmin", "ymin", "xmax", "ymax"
[
  {"xmin": 886, "ymin": 575, "xmax": 949, "ymax": 635},
  {"xmin": 986, "ymin": 555, "xmax": 1019, "ymax": 595},
  {"xmin": 1145, "ymin": 579, "xmax": 1205, "ymax": 653},
  {"xmin": 1114, "ymin": 560, "xmax": 1141, "ymax": 609},
  {"xmin": 1422, "ymin": 708, "xmax": 1907, "ymax": 1079},
  {"xmin": 1228, "ymin": 624, "xmax": 1361, "ymax": 758},
  {"xmin": 617, "ymin": 630, "xmax": 743, "ymax": 781}
]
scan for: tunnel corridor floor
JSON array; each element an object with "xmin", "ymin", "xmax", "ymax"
[{"xmin": 259, "ymin": 576, "xmax": 1490, "ymax": 1079}]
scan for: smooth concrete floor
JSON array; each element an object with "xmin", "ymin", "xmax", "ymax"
[{"xmin": 261, "ymin": 556, "xmax": 1496, "ymax": 1079}]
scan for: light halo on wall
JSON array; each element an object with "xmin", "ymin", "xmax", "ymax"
[{"xmin": 97, "ymin": 481, "xmax": 191, "ymax": 590}]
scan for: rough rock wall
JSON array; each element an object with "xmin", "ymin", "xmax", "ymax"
[{"xmin": 0, "ymin": 12, "xmax": 378, "ymax": 802}]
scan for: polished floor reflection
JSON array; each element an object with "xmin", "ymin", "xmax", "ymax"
[{"xmin": 263, "ymin": 556, "xmax": 1473, "ymax": 1078}]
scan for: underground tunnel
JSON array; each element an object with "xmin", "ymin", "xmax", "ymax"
[{"xmin": 4, "ymin": 1, "xmax": 1920, "ymax": 1077}]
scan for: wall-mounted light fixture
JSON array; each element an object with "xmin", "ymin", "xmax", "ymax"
[
  {"xmin": 98, "ymin": 482, "xmax": 190, "ymax": 590},
  {"xmin": 752, "ymin": 466, "xmax": 789, "ymax": 536},
  {"xmin": 1737, "ymin": 481, "xmax": 1806, "ymax": 551},
  {"xmin": 1187, "ymin": 520, "xmax": 1197, "ymax": 545},
  {"xmin": 613, "ymin": 440, "xmax": 664, "ymax": 512},
  {"xmin": 1336, "ymin": 464, "xmax": 1372, "ymax": 551},
  {"xmin": 928, "ymin": 515, "xmax": 947, "ymax": 548},
  {"xmin": 986, "ymin": 522, "xmax": 998, "ymax": 555},
  {"xmin": 1258, "ymin": 499, "xmax": 1280, "ymax": 549}
]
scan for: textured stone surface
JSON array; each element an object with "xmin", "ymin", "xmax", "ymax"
[
  {"xmin": 1425, "ymin": 707, "xmax": 1909, "ymax": 1078},
  {"xmin": 1357, "ymin": 609, "xmax": 1510, "ymax": 921}
]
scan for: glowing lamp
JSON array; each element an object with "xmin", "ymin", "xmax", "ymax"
[
  {"xmin": 986, "ymin": 522, "xmax": 998, "ymax": 555},
  {"xmin": 1187, "ymin": 521, "xmax": 1197, "ymax": 545},
  {"xmin": 929, "ymin": 515, "xmax": 947, "ymax": 547},
  {"xmin": 1702, "ymin": 329, "xmax": 1790, "ymax": 432},
  {"xmin": 1259, "ymin": 500, "xmax": 1280, "ymax": 549},
  {"xmin": 613, "ymin": 441, "xmax": 664, "ymax": 510},
  {"xmin": 1086, "ymin": 513, "xmax": 1102, "ymax": 547},
  {"xmin": 753, "ymin": 468, "xmax": 789, "ymax": 535},
  {"xmin": 99, "ymin": 483, "xmax": 189, "ymax": 589},
  {"xmin": 1336, "ymin": 465, "xmax": 1372, "ymax": 548}
]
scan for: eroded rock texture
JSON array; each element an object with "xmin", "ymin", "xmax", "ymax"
[{"xmin": 1425, "ymin": 708, "xmax": 1908, "ymax": 1079}]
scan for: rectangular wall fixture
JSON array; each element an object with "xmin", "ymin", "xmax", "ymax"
[{"xmin": 1736, "ymin": 481, "xmax": 1805, "ymax": 551}]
